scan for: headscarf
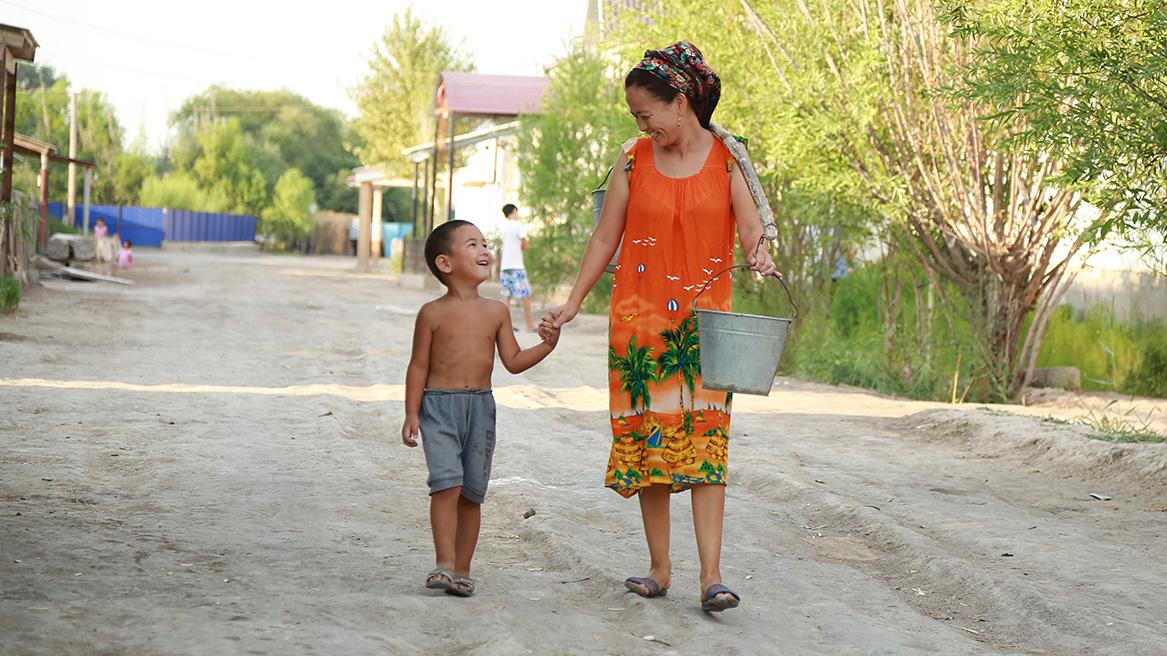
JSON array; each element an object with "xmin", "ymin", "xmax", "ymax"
[{"xmin": 633, "ymin": 41, "xmax": 721, "ymax": 128}]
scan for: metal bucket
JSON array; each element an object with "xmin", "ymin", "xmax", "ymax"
[
  {"xmin": 593, "ymin": 170, "xmax": 620, "ymax": 273},
  {"xmin": 695, "ymin": 267, "xmax": 798, "ymax": 396}
]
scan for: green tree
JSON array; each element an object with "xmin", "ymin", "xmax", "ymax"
[
  {"xmin": 941, "ymin": 0, "xmax": 1167, "ymax": 240},
  {"xmin": 109, "ymin": 150, "xmax": 157, "ymax": 206},
  {"xmin": 189, "ymin": 119, "xmax": 268, "ymax": 215},
  {"xmin": 170, "ymin": 86, "xmax": 360, "ymax": 211},
  {"xmin": 261, "ymin": 168, "xmax": 317, "ymax": 251},
  {"xmin": 516, "ymin": 41, "xmax": 629, "ymax": 310},
  {"xmin": 350, "ymin": 8, "xmax": 473, "ymax": 175},
  {"xmin": 609, "ymin": 337, "xmax": 657, "ymax": 415},
  {"xmin": 14, "ymin": 64, "xmax": 124, "ymax": 203},
  {"xmin": 140, "ymin": 172, "xmax": 227, "ymax": 212}
]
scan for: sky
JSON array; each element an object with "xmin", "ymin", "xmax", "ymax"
[{"xmin": 5, "ymin": 0, "xmax": 590, "ymax": 152}]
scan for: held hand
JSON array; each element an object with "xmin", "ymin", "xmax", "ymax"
[
  {"xmin": 540, "ymin": 322, "xmax": 561, "ymax": 348},
  {"xmin": 540, "ymin": 303, "xmax": 579, "ymax": 332},
  {"xmin": 401, "ymin": 415, "xmax": 420, "ymax": 447},
  {"xmin": 746, "ymin": 241, "xmax": 781, "ymax": 279}
]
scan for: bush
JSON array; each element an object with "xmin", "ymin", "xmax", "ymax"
[
  {"xmin": 260, "ymin": 168, "xmax": 317, "ymax": 251},
  {"xmin": 1035, "ymin": 305, "xmax": 1167, "ymax": 397},
  {"xmin": 140, "ymin": 173, "xmax": 229, "ymax": 212},
  {"xmin": 1, "ymin": 276, "xmax": 20, "ymax": 313},
  {"xmin": 1125, "ymin": 339, "xmax": 1167, "ymax": 398}
]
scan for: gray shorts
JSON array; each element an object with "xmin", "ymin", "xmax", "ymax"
[{"xmin": 418, "ymin": 389, "xmax": 496, "ymax": 504}]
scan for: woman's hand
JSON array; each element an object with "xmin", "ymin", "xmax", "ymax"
[
  {"xmin": 746, "ymin": 240, "xmax": 781, "ymax": 278},
  {"xmin": 539, "ymin": 303, "xmax": 579, "ymax": 341}
]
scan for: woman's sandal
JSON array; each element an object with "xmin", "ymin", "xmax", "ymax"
[
  {"xmin": 700, "ymin": 584, "xmax": 741, "ymax": 612},
  {"xmin": 445, "ymin": 575, "xmax": 475, "ymax": 597},
  {"xmin": 425, "ymin": 568, "xmax": 454, "ymax": 591},
  {"xmin": 624, "ymin": 576, "xmax": 669, "ymax": 598}
]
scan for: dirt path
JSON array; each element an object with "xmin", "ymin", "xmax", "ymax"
[{"xmin": 2, "ymin": 249, "xmax": 1164, "ymax": 656}]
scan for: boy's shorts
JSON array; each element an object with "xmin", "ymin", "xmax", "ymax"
[
  {"xmin": 500, "ymin": 268, "xmax": 532, "ymax": 298},
  {"xmin": 419, "ymin": 388, "xmax": 496, "ymax": 504}
]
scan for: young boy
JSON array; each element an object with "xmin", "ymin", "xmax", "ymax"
[{"xmin": 401, "ymin": 219, "xmax": 559, "ymax": 598}]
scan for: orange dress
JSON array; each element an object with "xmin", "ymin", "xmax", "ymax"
[{"xmin": 606, "ymin": 136, "xmax": 735, "ymax": 498}]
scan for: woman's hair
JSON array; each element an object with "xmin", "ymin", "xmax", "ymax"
[
  {"xmin": 624, "ymin": 68, "xmax": 680, "ymax": 104},
  {"xmin": 624, "ymin": 68, "xmax": 705, "ymax": 127}
]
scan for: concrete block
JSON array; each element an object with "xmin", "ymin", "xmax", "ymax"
[
  {"xmin": 70, "ymin": 238, "xmax": 96, "ymax": 261},
  {"xmin": 1031, "ymin": 366, "xmax": 1081, "ymax": 390},
  {"xmin": 46, "ymin": 234, "xmax": 73, "ymax": 261}
]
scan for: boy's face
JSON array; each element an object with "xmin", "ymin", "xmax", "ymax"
[{"xmin": 436, "ymin": 225, "xmax": 492, "ymax": 283}]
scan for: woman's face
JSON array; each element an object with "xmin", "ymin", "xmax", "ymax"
[{"xmin": 625, "ymin": 85, "xmax": 684, "ymax": 146}]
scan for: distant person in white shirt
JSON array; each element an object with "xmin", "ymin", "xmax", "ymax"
[{"xmin": 498, "ymin": 203, "xmax": 535, "ymax": 332}]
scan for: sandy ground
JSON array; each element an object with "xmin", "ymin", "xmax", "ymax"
[{"xmin": 1, "ymin": 248, "xmax": 1165, "ymax": 656}]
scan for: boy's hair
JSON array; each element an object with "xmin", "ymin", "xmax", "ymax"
[
  {"xmin": 424, "ymin": 220, "xmax": 474, "ymax": 282},
  {"xmin": 501, "ymin": 203, "xmax": 518, "ymax": 218}
]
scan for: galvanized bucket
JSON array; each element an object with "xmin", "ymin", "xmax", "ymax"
[
  {"xmin": 593, "ymin": 169, "xmax": 620, "ymax": 273},
  {"xmin": 694, "ymin": 265, "xmax": 798, "ymax": 396}
]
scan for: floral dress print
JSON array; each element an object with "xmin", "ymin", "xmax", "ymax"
[{"xmin": 606, "ymin": 136, "xmax": 736, "ymax": 498}]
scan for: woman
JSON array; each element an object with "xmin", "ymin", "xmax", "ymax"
[{"xmin": 540, "ymin": 42, "xmax": 778, "ymax": 612}]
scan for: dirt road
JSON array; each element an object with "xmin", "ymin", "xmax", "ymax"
[{"xmin": 2, "ymin": 249, "xmax": 1164, "ymax": 656}]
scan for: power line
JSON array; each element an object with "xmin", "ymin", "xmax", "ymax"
[
  {"xmin": 37, "ymin": 52, "xmax": 214, "ymax": 84},
  {"xmin": 0, "ymin": 0, "xmax": 281, "ymax": 64}
]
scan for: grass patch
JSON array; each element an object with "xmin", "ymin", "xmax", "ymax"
[
  {"xmin": 1076, "ymin": 402, "xmax": 1165, "ymax": 443},
  {"xmin": 0, "ymin": 276, "xmax": 20, "ymax": 314},
  {"xmin": 1035, "ymin": 305, "xmax": 1167, "ymax": 398},
  {"xmin": 48, "ymin": 216, "xmax": 80, "ymax": 235}
]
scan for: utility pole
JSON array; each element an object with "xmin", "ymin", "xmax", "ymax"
[{"xmin": 67, "ymin": 93, "xmax": 79, "ymax": 234}]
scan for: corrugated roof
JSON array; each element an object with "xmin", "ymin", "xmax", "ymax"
[{"xmin": 437, "ymin": 72, "xmax": 549, "ymax": 116}]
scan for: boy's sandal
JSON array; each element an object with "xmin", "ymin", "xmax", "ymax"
[
  {"xmin": 425, "ymin": 568, "xmax": 454, "ymax": 591},
  {"xmin": 624, "ymin": 576, "xmax": 669, "ymax": 598},
  {"xmin": 445, "ymin": 575, "xmax": 475, "ymax": 597},
  {"xmin": 700, "ymin": 584, "xmax": 741, "ymax": 612}
]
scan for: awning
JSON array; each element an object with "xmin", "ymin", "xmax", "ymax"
[{"xmin": 401, "ymin": 120, "xmax": 519, "ymax": 163}]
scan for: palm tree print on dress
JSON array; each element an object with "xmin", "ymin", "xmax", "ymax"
[
  {"xmin": 609, "ymin": 337, "xmax": 657, "ymax": 415},
  {"xmin": 657, "ymin": 312, "xmax": 701, "ymax": 415}
]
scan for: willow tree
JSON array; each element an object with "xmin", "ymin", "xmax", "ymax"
[
  {"xmin": 740, "ymin": 0, "xmax": 1106, "ymax": 399},
  {"xmin": 350, "ymin": 9, "xmax": 473, "ymax": 176}
]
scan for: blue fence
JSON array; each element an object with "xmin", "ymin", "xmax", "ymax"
[
  {"xmin": 166, "ymin": 209, "xmax": 256, "ymax": 242},
  {"xmin": 47, "ymin": 203, "xmax": 256, "ymax": 247}
]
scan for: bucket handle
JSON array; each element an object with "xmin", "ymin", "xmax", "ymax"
[
  {"xmin": 690, "ymin": 237, "xmax": 798, "ymax": 320},
  {"xmin": 594, "ymin": 167, "xmax": 613, "ymax": 193}
]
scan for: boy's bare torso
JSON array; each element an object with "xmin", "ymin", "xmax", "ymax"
[{"xmin": 422, "ymin": 295, "xmax": 506, "ymax": 390}]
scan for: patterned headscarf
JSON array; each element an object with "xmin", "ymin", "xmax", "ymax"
[{"xmin": 633, "ymin": 41, "xmax": 721, "ymax": 128}]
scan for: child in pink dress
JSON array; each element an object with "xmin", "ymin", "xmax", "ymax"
[
  {"xmin": 117, "ymin": 240, "xmax": 133, "ymax": 270},
  {"xmin": 94, "ymin": 218, "xmax": 110, "ymax": 263}
]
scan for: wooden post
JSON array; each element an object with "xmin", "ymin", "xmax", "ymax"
[
  {"xmin": 447, "ymin": 113, "xmax": 456, "ymax": 222},
  {"xmin": 37, "ymin": 151, "xmax": 49, "ymax": 250},
  {"xmin": 422, "ymin": 157, "xmax": 431, "ymax": 236},
  {"xmin": 68, "ymin": 93, "xmax": 78, "ymax": 233},
  {"xmin": 357, "ymin": 181, "xmax": 372, "ymax": 272},
  {"xmin": 429, "ymin": 113, "xmax": 441, "ymax": 235},
  {"xmin": 415, "ymin": 159, "xmax": 424, "ymax": 235},
  {"xmin": 82, "ymin": 168, "xmax": 92, "ymax": 233},
  {"xmin": 1, "ymin": 62, "xmax": 16, "ymax": 203},
  {"xmin": 371, "ymin": 187, "xmax": 383, "ymax": 264}
]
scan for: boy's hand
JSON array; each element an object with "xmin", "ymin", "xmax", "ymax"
[
  {"xmin": 541, "ymin": 322, "xmax": 561, "ymax": 348},
  {"xmin": 401, "ymin": 415, "xmax": 420, "ymax": 447}
]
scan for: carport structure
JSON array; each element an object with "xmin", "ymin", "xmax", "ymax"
[
  {"xmin": 406, "ymin": 72, "xmax": 548, "ymax": 239},
  {"xmin": 3, "ymin": 134, "xmax": 96, "ymax": 250}
]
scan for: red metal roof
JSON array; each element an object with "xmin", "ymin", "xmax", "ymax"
[{"xmin": 436, "ymin": 72, "xmax": 549, "ymax": 116}]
